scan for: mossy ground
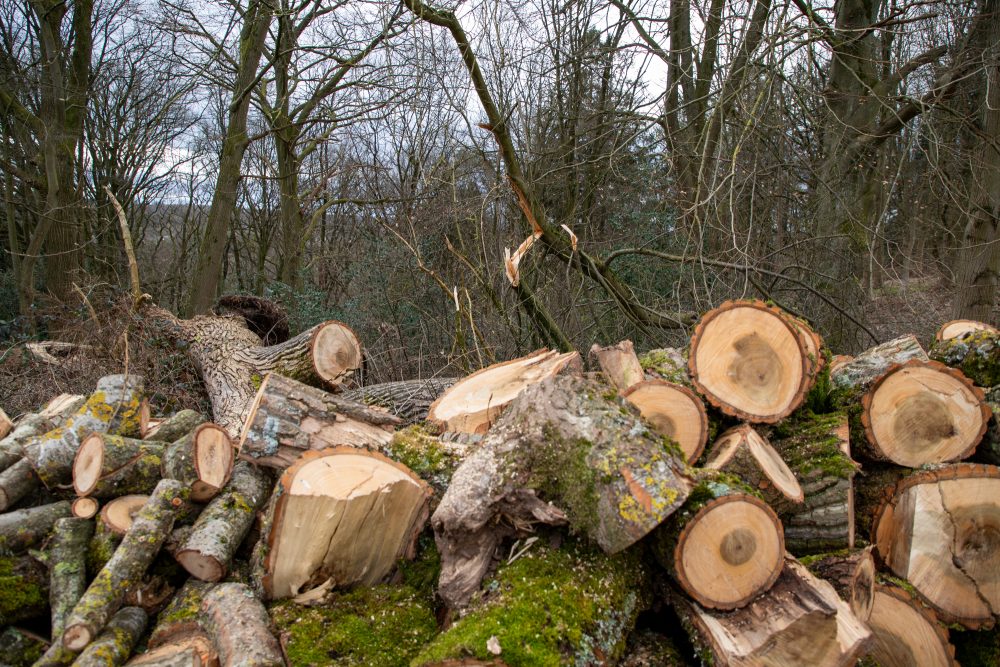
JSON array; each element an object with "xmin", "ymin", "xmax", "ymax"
[
  {"xmin": 0, "ymin": 555, "xmax": 47, "ymax": 624},
  {"xmin": 411, "ymin": 538, "xmax": 648, "ymax": 666}
]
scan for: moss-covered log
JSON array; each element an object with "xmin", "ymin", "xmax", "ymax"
[
  {"xmin": 71, "ymin": 606, "xmax": 147, "ymax": 667},
  {"xmin": 930, "ymin": 329, "xmax": 1000, "ymax": 387},
  {"xmin": 49, "ymin": 517, "xmax": 94, "ymax": 641},
  {"xmin": 0, "ymin": 553, "xmax": 49, "ymax": 625},
  {"xmin": 381, "ymin": 425, "xmax": 469, "ymax": 500},
  {"xmin": 412, "ymin": 538, "xmax": 650, "ymax": 666},
  {"xmin": 176, "ymin": 461, "xmax": 270, "ymax": 582},
  {"xmin": 73, "ymin": 434, "xmax": 166, "ymax": 498},
  {"xmin": 141, "ymin": 409, "xmax": 204, "ymax": 442},
  {"xmin": 0, "ymin": 500, "xmax": 72, "ymax": 552},
  {"xmin": 147, "ymin": 579, "xmax": 212, "ymax": 649},
  {"xmin": 161, "ymin": 424, "xmax": 233, "ymax": 502},
  {"xmin": 62, "ymin": 479, "xmax": 189, "ymax": 652},
  {"xmin": 200, "ymin": 583, "xmax": 283, "ymax": 667},
  {"xmin": 0, "ymin": 626, "xmax": 48, "ymax": 666},
  {"xmin": 952, "ymin": 626, "xmax": 1000, "ymax": 667},
  {"xmin": 432, "ymin": 374, "xmax": 692, "ymax": 609},
  {"xmin": 766, "ymin": 410, "xmax": 859, "ymax": 555},
  {"xmin": 342, "ymin": 377, "xmax": 458, "ymax": 425},
  {"xmin": 639, "ymin": 347, "xmax": 691, "ymax": 386}
]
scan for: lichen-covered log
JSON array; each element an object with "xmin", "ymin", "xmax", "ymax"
[
  {"xmin": 73, "ymin": 434, "xmax": 166, "ymax": 498},
  {"xmin": 22, "ymin": 375, "xmax": 145, "ymax": 489},
  {"xmin": 589, "ymin": 340, "xmax": 645, "ymax": 392},
  {"xmin": 930, "ymin": 329, "xmax": 1000, "ymax": 388},
  {"xmin": 0, "ymin": 553, "xmax": 49, "ymax": 625},
  {"xmin": 176, "ymin": 461, "xmax": 270, "ymax": 582},
  {"xmin": 937, "ymin": 319, "xmax": 999, "ymax": 342},
  {"xmin": 49, "ymin": 517, "xmax": 94, "ymax": 641},
  {"xmin": 71, "ymin": 606, "xmax": 147, "ymax": 667},
  {"xmin": 766, "ymin": 411, "xmax": 860, "ymax": 554},
  {"xmin": 669, "ymin": 558, "xmax": 871, "ymax": 667},
  {"xmin": 147, "ymin": 579, "xmax": 213, "ymax": 649},
  {"xmin": 867, "ymin": 577, "xmax": 957, "ymax": 667},
  {"xmin": 0, "ymin": 394, "xmax": 85, "ymax": 472},
  {"xmin": 380, "ymin": 425, "xmax": 469, "ymax": 500},
  {"xmin": 141, "ymin": 409, "xmax": 204, "ymax": 442},
  {"xmin": 412, "ymin": 538, "xmax": 650, "ymax": 666},
  {"xmin": 0, "ymin": 500, "xmax": 71, "ymax": 552},
  {"xmin": 161, "ymin": 424, "xmax": 233, "ymax": 502},
  {"xmin": 703, "ymin": 424, "xmax": 803, "ymax": 506},
  {"xmin": 62, "ymin": 479, "xmax": 189, "ymax": 652},
  {"xmin": 433, "ymin": 374, "xmax": 692, "ymax": 609},
  {"xmin": 649, "ymin": 471, "xmax": 784, "ymax": 610},
  {"xmin": 238, "ymin": 373, "xmax": 400, "ymax": 469},
  {"xmin": 830, "ymin": 334, "xmax": 929, "ymax": 391},
  {"xmin": 200, "ymin": 583, "xmax": 283, "ymax": 667},
  {"xmin": 342, "ymin": 377, "xmax": 457, "ymax": 425},
  {"xmin": 86, "ymin": 496, "xmax": 153, "ymax": 573},
  {"xmin": 124, "ymin": 634, "xmax": 218, "ymax": 667},
  {"xmin": 801, "ymin": 547, "xmax": 876, "ymax": 624},
  {"xmin": 0, "ymin": 626, "xmax": 48, "ymax": 666}
]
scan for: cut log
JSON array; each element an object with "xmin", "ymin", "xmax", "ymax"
[
  {"xmin": 0, "ymin": 553, "xmax": 49, "ymax": 625},
  {"xmin": 622, "ymin": 380, "xmax": 709, "ymax": 463},
  {"xmin": 62, "ymin": 479, "xmax": 189, "ymax": 652},
  {"xmin": 937, "ymin": 319, "xmax": 998, "ymax": 342},
  {"xmin": 432, "ymin": 374, "xmax": 693, "ymax": 609},
  {"xmin": 161, "ymin": 424, "xmax": 233, "ymax": 502},
  {"xmin": 829, "ymin": 334, "xmax": 929, "ymax": 390},
  {"xmin": 589, "ymin": 340, "xmax": 645, "ymax": 392},
  {"xmin": 125, "ymin": 633, "xmax": 218, "ymax": 667},
  {"xmin": 867, "ymin": 577, "xmax": 957, "ymax": 667},
  {"xmin": 872, "ymin": 463, "xmax": 1000, "ymax": 629},
  {"xmin": 930, "ymin": 328, "xmax": 1000, "ymax": 387},
  {"xmin": 49, "ymin": 517, "xmax": 94, "ymax": 641},
  {"xmin": 783, "ymin": 313, "xmax": 825, "ymax": 386},
  {"xmin": 650, "ymin": 472, "xmax": 784, "ymax": 610},
  {"xmin": 802, "ymin": 547, "xmax": 876, "ymax": 624},
  {"xmin": 253, "ymin": 447, "xmax": 430, "ymax": 600},
  {"xmin": 639, "ymin": 347, "xmax": 691, "ymax": 386},
  {"xmin": 688, "ymin": 300, "xmax": 812, "ymax": 423},
  {"xmin": 0, "ymin": 458, "xmax": 42, "ymax": 511},
  {"xmin": 200, "ymin": 583, "xmax": 283, "ymax": 667},
  {"xmin": 73, "ymin": 434, "xmax": 166, "ymax": 498},
  {"xmin": 238, "ymin": 373, "xmax": 400, "ymax": 469},
  {"xmin": 102, "ymin": 495, "xmax": 152, "ymax": 535},
  {"xmin": 147, "ymin": 580, "xmax": 213, "ymax": 650},
  {"xmin": 342, "ymin": 377, "xmax": 457, "ymax": 424},
  {"xmin": 0, "ymin": 500, "xmax": 71, "ymax": 552},
  {"xmin": 703, "ymin": 424, "xmax": 803, "ymax": 505},
  {"xmin": 859, "ymin": 360, "xmax": 989, "ymax": 465},
  {"xmin": 71, "ymin": 606, "xmax": 147, "ymax": 667},
  {"xmin": 425, "ymin": 348, "xmax": 582, "ymax": 433},
  {"xmin": 411, "ymin": 538, "xmax": 649, "ymax": 666},
  {"xmin": 0, "ymin": 394, "xmax": 85, "ymax": 472},
  {"xmin": 142, "ymin": 409, "xmax": 205, "ymax": 442},
  {"xmin": 176, "ymin": 461, "xmax": 270, "ymax": 582},
  {"xmin": 72, "ymin": 497, "xmax": 100, "ymax": 519},
  {"xmin": 767, "ymin": 411, "xmax": 859, "ymax": 554},
  {"xmin": 669, "ymin": 557, "xmax": 871, "ymax": 667},
  {"xmin": 22, "ymin": 374, "xmax": 145, "ymax": 489}
]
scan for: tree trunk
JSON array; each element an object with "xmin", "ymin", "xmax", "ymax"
[
  {"xmin": 199, "ymin": 583, "xmax": 283, "ymax": 667},
  {"xmin": 141, "ymin": 409, "xmax": 205, "ymax": 443}
]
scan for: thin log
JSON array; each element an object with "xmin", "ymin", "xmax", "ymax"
[
  {"xmin": 0, "ymin": 458, "xmax": 42, "ymax": 511},
  {"xmin": 147, "ymin": 580, "xmax": 213, "ymax": 650},
  {"xmin": 703, "ymin": 424, "xmax": 804, "ymax": 505},
  {"xmin": 200, "ymin": 583, "xmax": 283, "ymax": 667},
  {"xmin": 0, "ymin": 394, "xmax": 85, "ymax": 471},
  {"xmin": 71, "ymin": 607, "xmax": 147, "ymax": 667},
  {"xmin": 50, "ymin": 517, "xmax": 94, "ymax": 641},
  {"xmin": 0, "ymin": 500, "xmax": 71, "ymax": 552},
  {"xmin": 342, "ymin": 377, "xmax": 458, "ymax": 424},
  {"xmin": 141, "ymin": 409, "xmax": 204, "ymax": 442},
  {"xmin": 72, "ymin": 497, "xmax": 100, "ymax": 519}
]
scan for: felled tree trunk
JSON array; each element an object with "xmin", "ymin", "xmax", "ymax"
[
  {"xmin": 342, "ymin": 377, "xmax": 457, "ymax": 424},
  {"xmin": 142, "ymin": 301, "xmax": 363, "ymax": 437},
  {"xmin": 867, "ymin": 577, "xmax": 957, "ymax": 666},
  {"xmin": 161, "ymin": 424, "xmax": 233, "ymax": 501},
  {"xmin": 73, "ymin": 435, "xmax": 166, "ymax": 498},
  {"xmin": 803, "ymin": 547, "xmax": 876, "ymax": 624},
  {"xmin": 0, "ymin": 500, "xmax": 71, "ymax": 552},
  {"xmin": 930, "ymin": 329, "xmax": 1000, "ymax": 387},
  {"xmin": 49, "ymin": 517, "xmax": 94, "ymax": 641},
  {"xmin": 71, "ymin": 607, "xmax": 147, "ymax": 667},
  {"xmin": 829, "ymin": 334, "xmax": 929, "ymax": 390},
  {"xmin": 239, "ymin": 373, "xmax": 400, "ymax": 469},
  {"xmin": 200, "ymin": 583, "xmax": 283, "ymax": 667},
  {"xmin": 669, "ymin": 558, "xmax": 871, "ymax": 667}
]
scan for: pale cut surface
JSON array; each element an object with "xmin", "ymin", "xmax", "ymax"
[
  {"xmin": 623, "ymin": 380, "xmax": 708, "ymax": 463},
  {"xmin": 868, "ymin": 585, "xmax": 955, "ymax": 667},
  {"xmin": 0, "ymin": 408, "xmax": 10, "ymax": 440},
  {"xmin": 126, "ymin": 633, "xmax": 217, "ymax": 667},
  {"xmin": 103, "ymin": 495, "xmax": 149, "ymax": 534},
  {"xmin": 73, "ymin": 434, "xmax": 104, "ymax": 495},
  {"xmin": 427, "ymin": 349, "xmax": 581, "ymax": 433},
  {"xmin": 265, "ymin": 450, "xmax": 430, "ymax": 599},
  {"xmin": 313, "ymin": 322, "xmax": 363, "ymax": 385},
  {"xmin": 704, "ymin": 426, "xmax": 803, "ymax": 502},
  {"xmin": 72, "ymin": 496, "xmax": 100, "ymax": 519},
  {"xmin": 690, "ymin": 303, "xmax": 807, "ymax": 422},
  {"xmin": 864, "ymin": 362, "xmax": 987, "ymax": 466},
  {"xmin": 193, "ymin": 425, "xmax": 232, "ymax": 496},
  {"xmin": 937, "ymin": 319, "xmax": 998, "ymax": 342},
  {"xmin": 677, "ymin": 495, "xmax": 784, "ymax": 609}
]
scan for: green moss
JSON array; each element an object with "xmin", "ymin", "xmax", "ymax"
[
  {"xmin": 529, "ymin": 427, "xmax": 602, "ymax": 537},
  {"xmin": 0, "ymin": 556, "xmax": 47, "ymax": 624},
  {"xmin": 411, "ymin": 539, "xmax": 648, "ymax": 666},
  {"xmin": 804, "ymin": 350, "xmax": 834, "ymax": 413},
  {"xmin": 771, "ymin": 409, "xmax": 858, "ymax": 479},
  {"xmin": 638, "ymin": 349, "xmax": 690, "ymax": 386},
  {"xmin": 396, "ymin": 532, "xmax": 441, "ymax": 605},
  {"xmin": 383, "ymin": 425, "xmax": 460, "ymax": 494},
  {"xmin": 0, "ymin": 627, "xmax": 47, "ymax": 666},
  {"xmin": 930, "ymin": 331, "xmax": 1000, "ymax": 387},
  {"xmin": 270, "ymin": 584, "xmax": 438, "ymax": 666}
]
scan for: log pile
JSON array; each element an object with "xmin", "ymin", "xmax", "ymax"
[{"xmin": 3, "ymin": 298, "xmax": 1000, "ymax": 665}]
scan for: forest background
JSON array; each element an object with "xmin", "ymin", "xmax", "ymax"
[{"xmin": 0, "ymin": 0, "xmax": 997, "ymax": 400}]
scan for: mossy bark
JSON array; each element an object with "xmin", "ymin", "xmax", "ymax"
[
  {"xmin": 0, "ymin": 499, "xmax": 71, "ymax": 552},
  {"xmin": 148, "ymin": 579, "xmax": 213, "ymax": 649},
  {"xmin": 71, "ymin": 606, "xmax": 147, "ymax": 667},
  {"xmin": 850, "ymin": 463, "xmax": 910, "ymax": 543},
  {"xmin": 412, "ymin": 538, "xmax": 651, "ymax": 667},
  {"xmin": 638, "ymin": 347, "xmax": 691, "ymax": 386},
  {"xmin": 200, "ymin": 583, "xmax": 283, "ymax": 667},
  {"xmin": 930, "ymin": 330, "xmax": 1000, "ymax": 387},
  {"xmin": 75, "ymin": 435, "xmax": 166, "ymax": 498},
  {"xmin": 381, "ymin": 425, "xmax": 468, "ymax": 500},
  {"xmin": 87, "ymin": 516, "xmax": 125, "ymax": 575},
  {"xmin": 145, "ymin": 409, "xmax": 204, "ymax": 443},
  {"xmin": 0, "ymin": 553, "xmax": 49, "ymax": 625},
  {"xmin": 62, "ymin": 479, "xmax": 189, "ymax": 652},
  {"xmin": 161, "ymin": 425, "xmax": 232, "ymax": 502},
  {"xmin": 176, "ymin": 461, "xmax": 270, "ymax": 582},
  {"xmin": 0, "ymin": 626, "xmax": 48, "ymax": 666},
  {"xmin": 49, "ymin": 517, "xmax": 95, "ymax": 641},
  {"xmin": 343, "ymin": 377, "xmax": 458, "ymax": 425}
]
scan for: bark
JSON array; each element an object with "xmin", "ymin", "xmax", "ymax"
[
  {"xmin": 930, "ymin": 329, "xmax": 1000, "ymax": 387},
  {"xmin": 161, "ymin": 424, "xmax": 233, "ymax": 502},
  {"xmin": 142, "ymin": 409, "xmax": 205, "ymax": 443},
  {"xmin": 342, "ymin": 377, "xmax": 457, "ymax": 424},
  {"xmin": 434, "ymin": 374, "xmax": 692, "ymax": 609},
  {"xmin": 147, "ymin": 580, "xmax": 213, "ymax": 649},
  {"xmin": 0, "ymin": 458, "xmax": 41, "ymax": 511},
  {"xmin": 829, "ymin": 334, "xmax": 928, "ymax": 391},
  {"xmin": 71, "ymin": 607, "xmax": 147, "ymax": 667},
  {"xmin": 199, "ymin": 583, "xmax": 283, "ymax": 667},
  {"xmin": 123, "ymin": 633, "xmax": 217, "ymax": 667},
  {"xmin": 49, "ymin": 517, "xmax": 94, "ymax": 641},
  {"xmin": 803, "ymin": 547, "xmax": 876, "ymax": 625},
  {"xmin": 0, "ymin": 500, "xmax": 71, "ymax": 552}
]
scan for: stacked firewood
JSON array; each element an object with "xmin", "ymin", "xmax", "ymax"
[{"xmin": 1, "ymin": 298, "xmax": 999, "ymax": 666}]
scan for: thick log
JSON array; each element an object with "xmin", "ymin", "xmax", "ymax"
[
  {"xmin": 73, "ymin": 435, "xmax": 166, "ymax": 498},
  {"xmin": 433, "ymin": 374, "xmax": 693, "ymax": 609},
  {"xmin": 71, "ymin": 607, "xmax": 147, "ymax": 667},
  {"xmin": 622, "ymin": 380, "xmax": 709, "ymax": 463},
  {"xmin": 200, "ymin": 583, "xmax": 283, "ymax": 667},
  {"xmin": 411, "ymin": 538, "xmax": 650, "ymax": 666},
  {"xmin": 253, "ymin": 447, "xmax": 430, "ymax": 600},
  {"xmin": 650, "ymin": 471, "xmax": 784, "ymax": 610},
  {"xmin": 829, "ymin": 334, "xmax": 929, "ymax": 390},
  {"xmin": 50, "ymin": 517, "xmax": 94, "ymax": 641},
  {"xmin": 872, "ymin": 463, "xmax": 1000, "ymax": 629},
  {"xmin": 176, "ymin": 461, "xmax": 270, "ymax": 582},
  {"xmin": 802, "ymin": 547, "xmax": 876, "ymax": 624},
  {"xmin": 342, "ymin": 377, "xmax": 457, "ymax": 424},
  {"xmin": 426, "ymin": 348, "xmax": 583, "ymax": 433},
  {"xmin": 0, "ymin": 553, "xmax": 49, "ymax": 625},
  {"xmin": 703, "ymin": 424, "xmax": 804, "ymax": 505},
  {"xmin": 161, "ymin": 424, "xmax": 233, "ymax": 502},
  {"xmin": 936, "ymin": 319, "xmax": 998, "ymax": 342},
  {"xmin": 238, "ymin": 373, "xmax": 400, "ymax": 469},
  {"xmin": 766, "ymin": 411, "xmax": 859, "ymax": 554},
  {"xmin": 589, "ymin": 340, "xmax": 645, "ymax": 391},
  {"xmin": 670, "ymin": 557, "xmax": 871, "ymax": 667},
  {"xmin": 0, "ymin": 500, "xmax": 71, "ymax": 552},
  {"xmin": 62, "ymin": 479, "xmax": 189, "ymax": 652},
  {"xmin": 141, "ymin": 409, "xmax": 204, "ymax": 442},
  {"xmin": 867, "ymin": 577, "xmax": 957, "ymax": 666},
  {"xmin": 688, "ymin": 300, "xmax": 813, "ymax": 423}
]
